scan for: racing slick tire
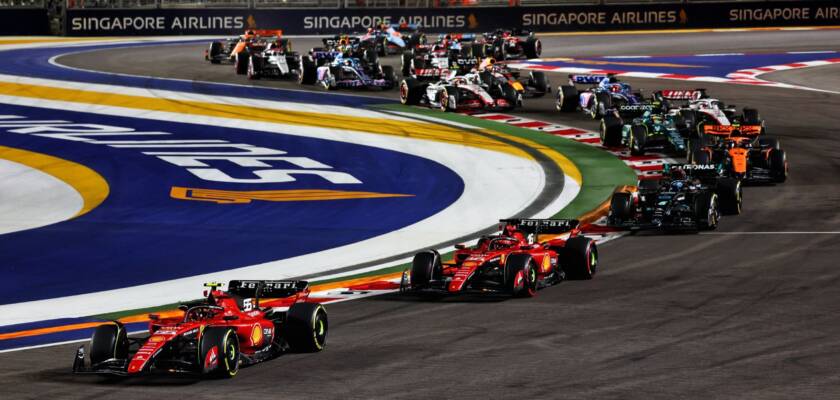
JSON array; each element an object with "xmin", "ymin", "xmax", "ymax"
[
  {"xmin": 529, "ymin": 71, "xmax": 550, "ymax": 97},
  {"xmin": 381, "ymin": 65, "xmax": 397, "ymax": 90},
  {"xmin": 559, "ymin": 237, "xmax": 598, "ymax": 280},
  {"xmin": 89, "ymin": 322, "xmax": 129, "ymax": 366},
  {"xmin": 363, "ymin": 49, "xmax": 379, "ymax": 67},
  {"xmin": 234, "ymin": 49, "xmax": 249, "ymax": 75},
  {"xmin": 460, "ymin": 44, "xmax": 474, "ymax": 59},
  {"xmin": 758, "ymin": 137, "xmax": 781, "ymax": 151},
  {"xmin": 401, "ymin": 52, "xmax": 413, "ymax": 77},
  {"xmin": 492, "ymin": 39, "xmax": 507, "ymax": 60},
  {"xmin": 523, "ymin": 37, "xmax": 542, "ymax": 59},
  {"xmin": 285, "ymin": 302, "xmax": 328, "ymax": 353},
  {"xmin": 769, "ymin": 148, "xmax": 788, "ymax": 183},
  {"xmin": 410, "ymin": 250, "xmax": 443, "ymax": 288},
  {"xmin": 199, "ymin": 327, "xmax": 240, "ymax": 378},
  {"xmin": 556, "ymin": 85, "xmax": 578, "ymax": 112},
  {"xmin": 694, "ymin": 192, "xmax": 719, "ymax": 230},
  {"xmin": 439, "ymin": 86, "xmax": 459, "ymax": 111},
  {"xmin": 742, "ymin": 108, "xmax": 761, "ymax": 125},
  {"xmin": 208, "ymin": 41, "xmax": 223, "ymax": 64},
  {"xmin": 716, "ymin": 177, "xmax": 742, "ymax": 215},
  {"xmin": 501, "ymin": 84, "xmax": 519, "ymax": 110},
  {"xmin": 608, "ymin": 192, "xmax": 633, "ymax": 226},
  {"xmin": 247, "ymin": 55, "xmax": 261, "ymax": 80},
  {"xmin": 630, "ymin": 125, "xmax": 647, "ymax": 156},
  {"xmin": 600, "ymin": 114, "xmax": 623, "ymax": 147},
  {"xmin": 298, "ymin": 55, "xmax": 317, "ymax": 85},
  {"xmin": 471, "ymin": 43, "xmax": 486, "ymax": 58},
  {"xmin": 399, "ymin": 78, "xmax": 425, "ymax": 105},
  {"xmin": 504, "ymin": 254, "xmax": 537, "ymax": 297},
  {"xmin": 378, "ymin": 37, "xmax": 388, "ymax": 57},
  {"xmin": 592, "ymin": 92, "xmax": 612, "ymax": 119},
  {"xmin": 691, "ymin": 147, "xmax": 712, "ymax": 165}
]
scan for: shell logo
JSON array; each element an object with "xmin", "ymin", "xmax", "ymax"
[{"xmin": 251, "ymin": 324, "xmax": 263, "ymax": 346}]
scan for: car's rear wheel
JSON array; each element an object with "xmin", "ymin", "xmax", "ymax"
[
  {"xmin": 717, "ymin": 177, "xmax": 742, "ymax": 215},
  {"xmin": 769, "ymin": 148, "xmax": 788, "ymax": 183},
  {"xmin": 285, "ymin": 303, "xmax": 328, "ymax": 353},
  {"xmin": 694, "ymin": 192, "xmax": 719, "ymax": 230},
  {"xmin": 608, "ymin": 192, "xmax": 633, "ymax": 226},
  {"xmin": 600, "ymin": 114, "xmax": 623, "ymax": 147},
  {"xmin": 234, "ymin": 49, "xmax": 249, "ymax": 75},
  {"xmin": 559, "ymin": 237, "xmax": 598, "ymax": 280},
  {"xmin": 298, "ymin": 55, "xmax": 317, "ymax": 85},
  {"xmin": 556, "ymin": 85, "xmax": 577, "ymax": 112},
  {"xmin": 630, "ymin": 125, "xmax": 647, "ymax": 155}
]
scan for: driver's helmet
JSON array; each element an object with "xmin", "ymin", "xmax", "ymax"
[
  {"xmin": 465, "ymin": 74, "xmax": 481, "ymax": 85},
  {"xmin": 670, "ymin": 180, "xmax": 686, "ymax": 191},
  {"xmin": 343, "ymin": 59, "xmax": 353, "ymax": 67},
  {"xmin": 610, "ymin": 84, "xmax": 621, "ymax": 93},
  {"xmin": 671, "ymin": 167, "xmax": 687, "ymax": 181},
  {"xmin": 339, "ymin": 35, "xmax": 350, "ymax": 46},
  {"xmin": 651, "ymin": 114, "xmax": 663, "ymax": 124}
]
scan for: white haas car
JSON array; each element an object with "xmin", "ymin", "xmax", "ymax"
[
  {"xmin": 653, "ymin": 89, "xmax": 765, "ymax": 135},
  {"xmin": 399, "ymin": 71, "xmax": 519, "ymax": 111}
]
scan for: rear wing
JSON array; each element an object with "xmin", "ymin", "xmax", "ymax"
[
  {"xmin": 322, "ymin": 36, "xmax": 361, "ymax": 47},
  {"xmin": 499, "ymin": 218, "xmax": 580, "ymax": 234},
  {"xmin": 251, "ymin": 29, "xmax": 283, "ymax": 38},
  {"xmin": 656, "ymin": 89, "xmax": 707, "ymax": 101},
  {"xmin": 703, "ymin": 124, "xmax": 762, "ymax": 136},
  {"xmin": 568, "ymin": 74, "xmax": 607, "ymax": 85},
  {"xmin": 228, "ymin": 280, "xmax": 309, "ymax": 300},
  {"xmin": 665, "ymin": 163, "xmax": 721, "ymax": 182}
]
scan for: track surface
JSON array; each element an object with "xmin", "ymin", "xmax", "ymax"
[{"xmin": 4, "ymin": 30, "xmax": 840, "ymax": 399}]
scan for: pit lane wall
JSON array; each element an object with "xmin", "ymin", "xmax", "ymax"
[{"xmin": 61, "ymin": 1, "xmax": 840, "ymax": 36}]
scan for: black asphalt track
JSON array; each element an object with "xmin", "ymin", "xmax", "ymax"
[{"xmin": 3, "ymin": 29, "xmax": 840, "ymax": 399}]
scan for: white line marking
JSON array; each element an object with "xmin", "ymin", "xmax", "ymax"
[
  {"xmin": 695, "ymin": 53, "xmax": 744, "ymax": 57},
  {"xmin": 787, "ymin": 51, "xmax": 838, "ymax": 54},
  {"xmin": 700, "ymin": 232, "xmax": 840, "ymax": 235}
]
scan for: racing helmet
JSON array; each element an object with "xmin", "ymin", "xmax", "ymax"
[
  {"xmin": 610, "ymin": 84, "xmax": 621, "ymax": 93},
  {"xmin": 671, "ymin": 180, "xmax": 686, "ymax": 191}
]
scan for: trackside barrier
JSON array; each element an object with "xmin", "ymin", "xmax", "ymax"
[{"xmin": 62, "ymin": 0, "xmax": 840, "ymax": 36}]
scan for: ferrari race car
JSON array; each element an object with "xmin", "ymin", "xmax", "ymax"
[
  {"xmin": 600, "ymin": 109, "xmax": 690, "ymax": 156},
  {"xmin": 478, "ymin": 58, "xmax": 551, "ymax": 99},
  {"xmin": 556, "ymin": 74, "xmax": 647, "ymax": 119},
  {"xmin": 400, "ymin": 219, "xmax": 598, "ymax": 297},
  {"xmin": 299, "ymin": 49, "xmax": 396, "ymax": 90},
  {"xmin": 472, "ymin": 28, "xmax": 542, "ymax": 60},
  {"xmin": 245, "ymin": 40, "xmax": 301, "ymax": 80},
  {"xmin": 608, "ymin": 164, "xmax": 743, "ymax": 231},
  {"xmin": 399, "ymin": 71, "xmax": 520, "ymax": 111},
  {"xmin": 360, "ymin": 23, "xmax": 426, "ymax": 56},
  {"xmin": 401, "ymin": 34, "xmax": 478, "ymax": 80},
  {"xmin": 72, "ymin": 280, "xmax": 328, "ymax": 378},
  {"xmin": 692, "ymin": 125, "xmax": 788, "ymax": 184}
]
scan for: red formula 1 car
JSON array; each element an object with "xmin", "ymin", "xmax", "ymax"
[
  {"xmin": 72, "ymin": 280, "xmax": 327, "ymax": 378},
  {"xmin": 400, "ymin": 219, "xmax": 598, "ymax": 297}
]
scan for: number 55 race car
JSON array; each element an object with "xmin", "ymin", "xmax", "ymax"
[
  {"xmin": 400, "ymin": 219, "xmax": 598, "ymax": 298},
  {"xmin": 72, "ymin": 280, "xmax": 328, "ymax": 378}
]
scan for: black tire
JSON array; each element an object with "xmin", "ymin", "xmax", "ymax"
[
  {"xmin": 199, "ymin": 327, "xmax": 239, "ymax": 378},
  {"xmin": 504, "ymin": 253, "xmax": 537, "ymax": 297},
  {"xmin": 716, "ymin": 177, "xmax": 742, "ymax": 215},
  {"xmin": 460, "ymin": 44, "xmax": 474, "ymax": 59},
  {"xmin": 523, "ymin": 37, "xmax": 541, "ymax": 59},
  {"xmin": 692, "ymin": 148, "xmax": 711, "ymax": 165},
  {"xmin": 608, "ymin": 192, "xmax": 632, "ymax": 226},
  {"xmin": 529, "ymin": 71, "xmax": 549, "ymax": 96},
  {"xmin": 472, "ymin": 43, "xmax": 486, "ymax": 58},
  {"xmin": 364, "ymin": 49, "xmax": 378, "ymax": 67},
  {"xmin": 401, "ymin": 52, "xmax": 413, "ymax": 77},
  {"xmin": 769, "ymin": 148, "xmax": 788, "ymax": 183},
  {"xmin": 381, "ymin": 65, "xmax": 396, "ymax": 90},
  {"xmin": 742, "ymin": 108, "xmax": 761, "ymax": 125},
  {"xmin": 501, "ymin": 84, "xmax": 519, "ymax": 110},
  {"xmin": 378, "ymin": 37, "xmax": 387, "ymax": 57},
  {"xmin": 694, "ymin": 192, "xmax": 719, "ymax": 230},
  {"xmin": 758, "ymin": 136, "xmax": 781, "ymax": 151},
  {"xmin": 298, "ymin": 55, "xmax": 316, "ymax": 85},
  {"xmin": 556, "ymin": 85, "xmax": 578, "ymax": 112},
  {"xmin": 285, "ymin": 302, "xmax": 328, "ymax": 353},
  {"xmin": 559, "ymin": 236, "xmax": 598, "ymax": 280},
  {"xmin": 89, "ymin": 322, "xmax": 128, "ymax": 365},
  {"xmin": 630, "ymin": 125, "xmax": 647, "ymax": 156},
  {"xmin": 399, "ymin": 78, "xmax": 425, "ymax": 105},
  {"xmin": 247, "ymin": 55, "xmax": 261, "ymax": 80},
  {"xmin": 234, "ymin": 49, "xmax": 249, "ymax": 75},
  {"xmin": 208, "ymin": 41, "xmax": 223, "ymax": 64},
  {"xmin": 439, "ymin": 86, "xmax": 459, "ymax": 111},
  {"xmin": 592, "ymin": 91, "xmax": 612, "ymax": 119},
  {"xmin": 600, "ymin": 114, "xmax": 624, "ymax": 147},
  {"xmin": 410, "ymin": 250, "xmax": 442, "ymax": 288}
]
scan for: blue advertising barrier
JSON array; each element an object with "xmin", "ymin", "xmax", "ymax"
[{"xmin": 62, "ymin": 1, "xmax": 840, "ymax": 36}]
